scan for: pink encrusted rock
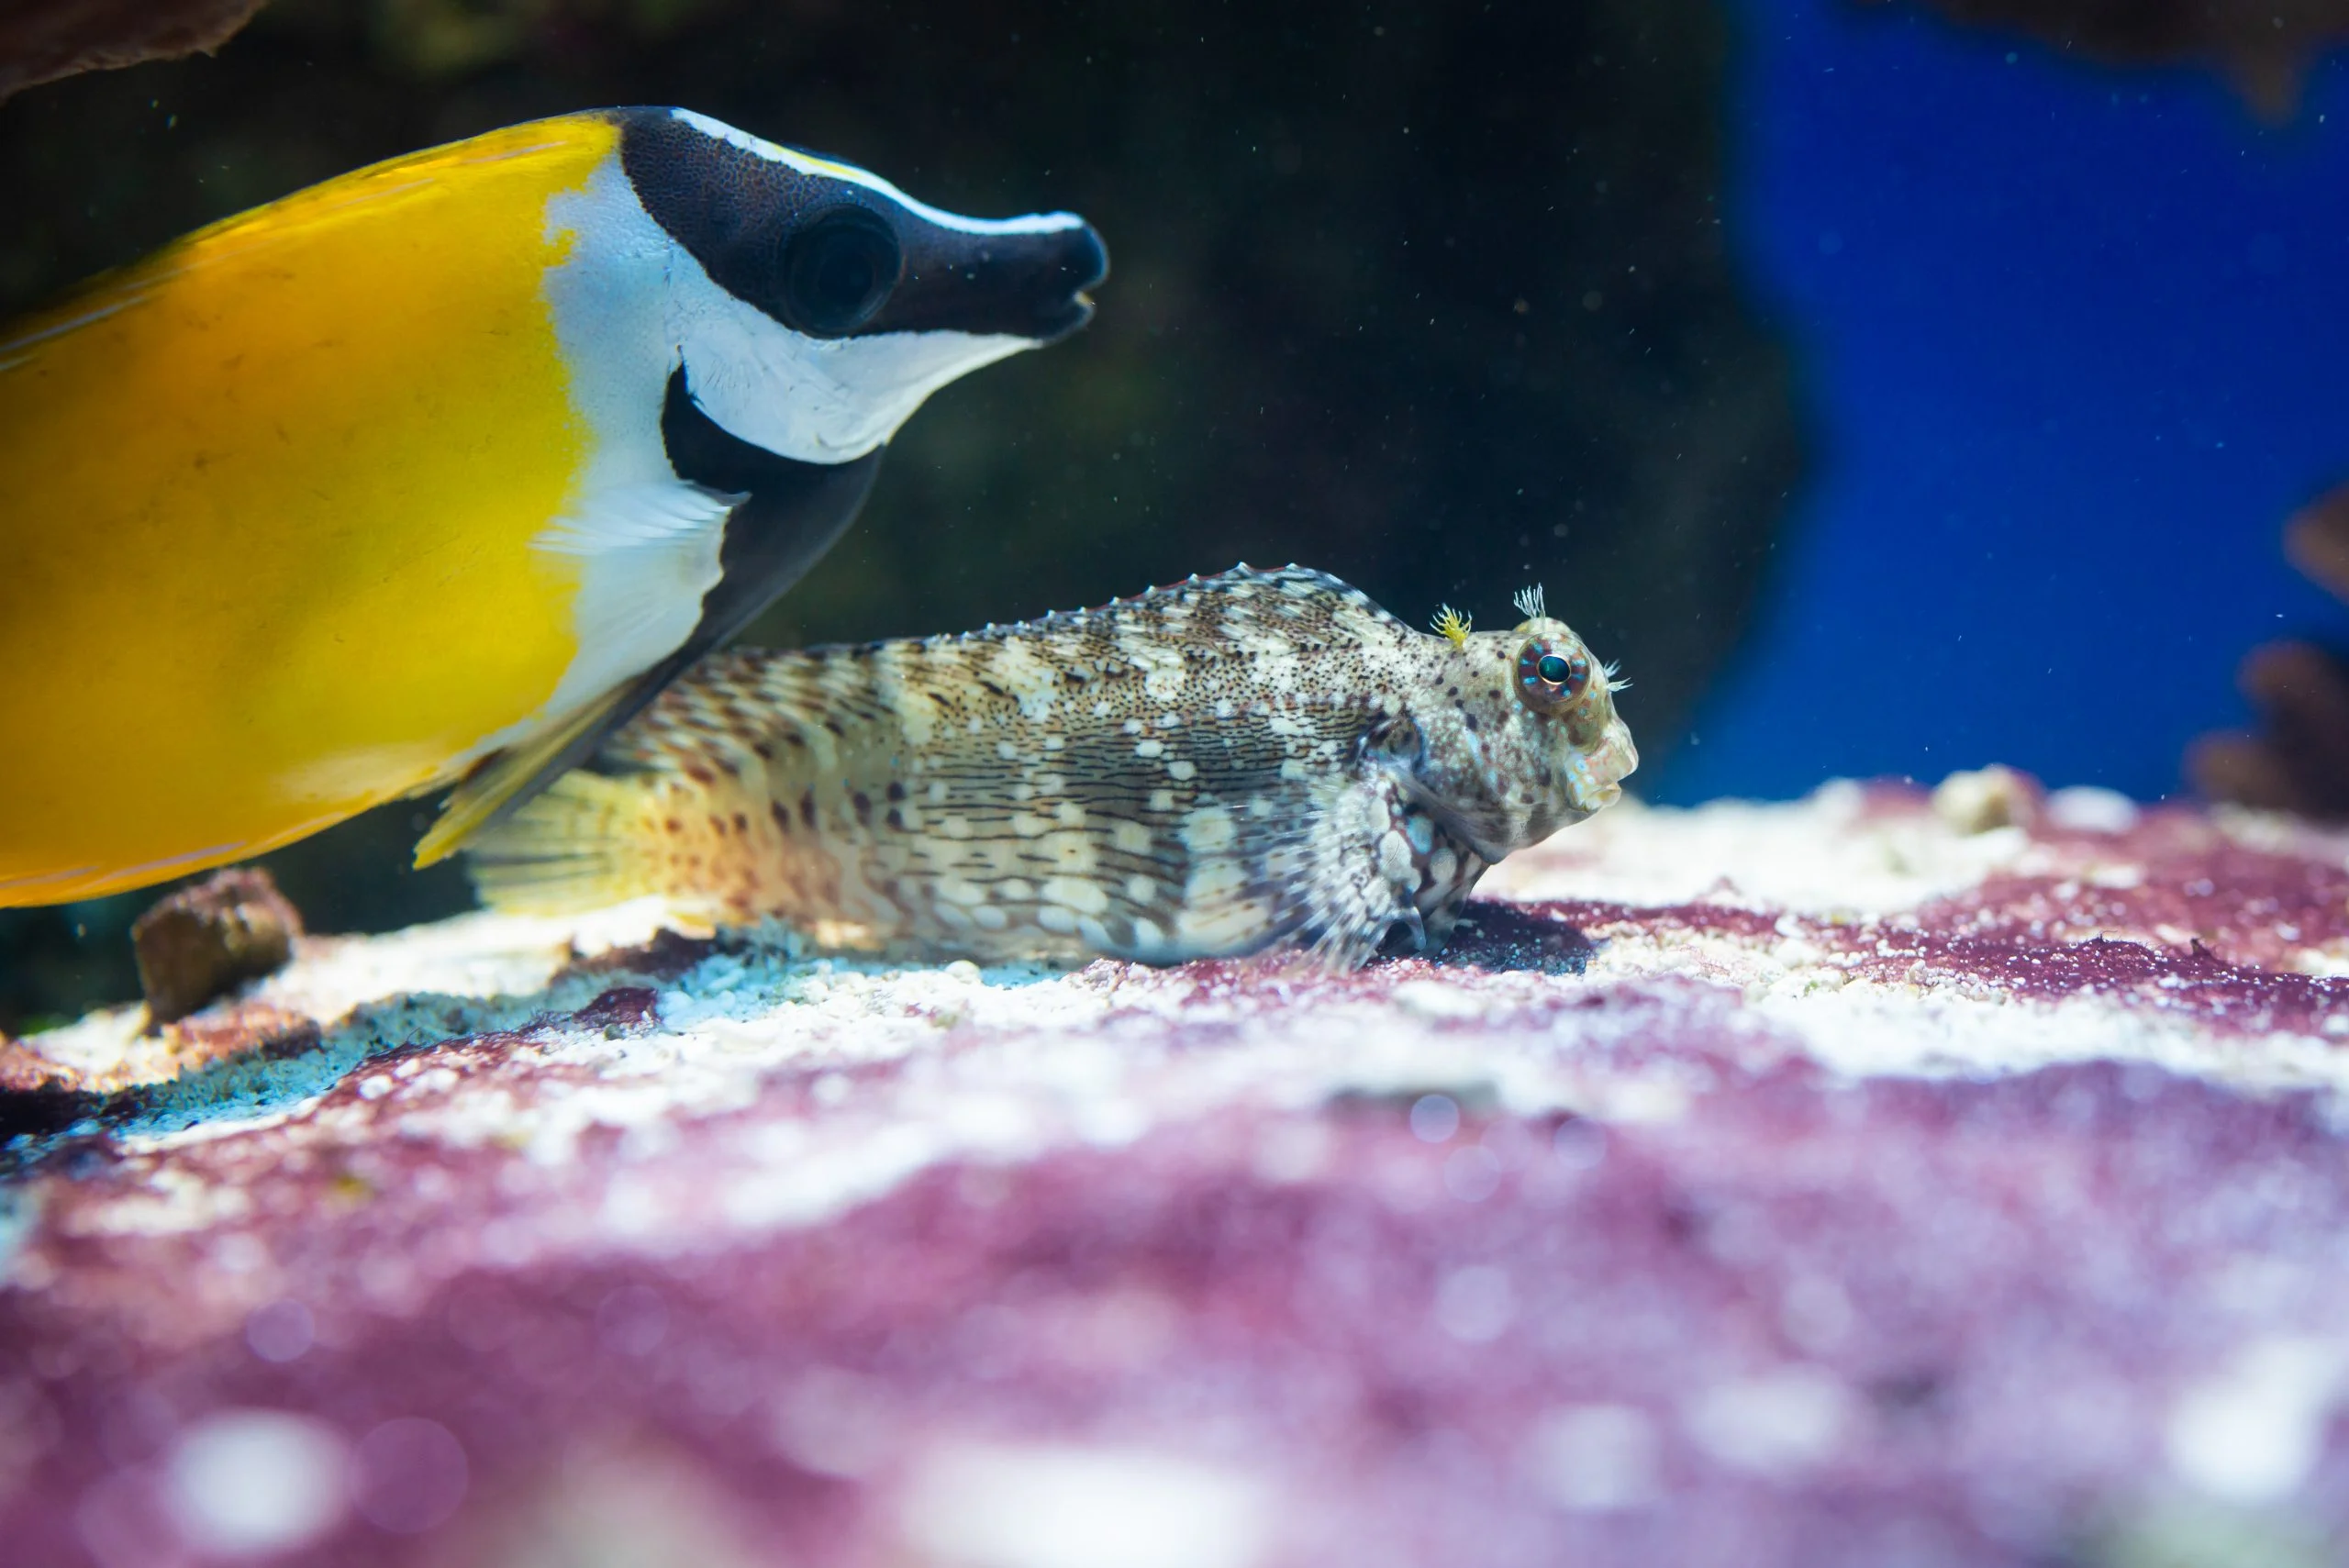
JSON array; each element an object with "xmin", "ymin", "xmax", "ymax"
[{"xmin": 5, "ymin": 781, "xmax": 2349, "ymax": 1567}]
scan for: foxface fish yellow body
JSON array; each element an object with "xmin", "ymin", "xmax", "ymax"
[
  {"xmin": 0, "ymin": 109, "xmax": 1105, "ymax": 906},
  {"xmin": 473, "ymin": 567, "xmax": 1637, "ymax": 967}
]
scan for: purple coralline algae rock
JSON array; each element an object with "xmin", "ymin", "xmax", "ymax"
[{"xmin": 5, "ymin": 778, "xmax": 2349, "ymax": 1567}]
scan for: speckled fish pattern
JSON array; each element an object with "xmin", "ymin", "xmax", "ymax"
[{"xmin": 471, "ymin": 566, "xmax": 1637, "ymax": 967}]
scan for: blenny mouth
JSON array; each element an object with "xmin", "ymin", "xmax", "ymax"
[{"xmin": 1554, "ymin": 733, "xmax": 1638, "ymax": 822}]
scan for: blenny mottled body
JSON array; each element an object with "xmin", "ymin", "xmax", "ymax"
[{"xmin": 473, "ymin": 567, "xmax": 1636, "ymax": 967}]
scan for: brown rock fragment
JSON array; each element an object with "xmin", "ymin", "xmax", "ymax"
[
  {"xmin": 130, "ymin": 866, "xmax": 303, "ymax": 1026},
  {"xmin": 2191, "ymin": 644, "xmax": 2349, "ymax": 818},
  {"xmin": 2287, "ymin": 484, "xmax": 2349, "ymax": 605},
  {"xmin": 0, "ymin": 0, "xmax": 268, "ymax": 103},
  {"xmin": 2191, "ymin": 485, "xmax": 2349, "ymax": 819}
]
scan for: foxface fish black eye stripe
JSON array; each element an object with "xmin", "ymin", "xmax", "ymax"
[{"xmin": 617, "ymin": 108, "xmax": 1107, "ymax": 344}]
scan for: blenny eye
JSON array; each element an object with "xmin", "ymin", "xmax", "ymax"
[
  {"xmin": 1515, "ymin": 639, "xmax": 1590, "ymax": 716},
  {"xmin": 780, "ymin": 207, "xmax": 902, "ymax": 336}
]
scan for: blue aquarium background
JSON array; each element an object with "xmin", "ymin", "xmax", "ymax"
[
  {"xmin": 2, "ymin": 0, "xmax": 2344, "ymax": 1021},
  {"xmin": 1674, "ymin": 0, "xmax": 2349, "ymax": 805}
]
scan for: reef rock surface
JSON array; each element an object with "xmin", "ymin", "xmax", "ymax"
[{"xmin": 6, "ymin": 781, "xmax": 2349, "ymax": 1568}]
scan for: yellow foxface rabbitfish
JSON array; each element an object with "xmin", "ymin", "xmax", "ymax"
[
  {"xmin": 472, "ymin": 567, "xmax": 1638, "ymax": 968},
  {"xmin": 0, "ymin": 108, "xmax": 1107, "ymax": 906}
]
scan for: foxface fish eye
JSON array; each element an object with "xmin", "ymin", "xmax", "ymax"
[
  {"xmin": 780, "ymin": 207, "xmax": 903, "ymax": 336},
  {"xmin": 1515, "ymin": 639, "xmax": 1590, "ymax": 715}
]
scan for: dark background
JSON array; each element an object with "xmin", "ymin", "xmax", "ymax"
[{"xmin": 5, "ymin": 0, "xmax": 2346, "ymax": 1029}]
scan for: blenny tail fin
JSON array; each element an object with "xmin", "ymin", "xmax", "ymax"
[{"xmin": 467, "ymin": 771, "xmax": 669, "ymax": 914}]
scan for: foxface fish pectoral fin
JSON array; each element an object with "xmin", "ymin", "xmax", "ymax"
[{"xmin": 413, "ymin": 677, "xmax": 639, "ymax": 867}]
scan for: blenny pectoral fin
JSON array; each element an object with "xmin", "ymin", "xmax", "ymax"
[{"xmin": 1293, "ymin": 772, "xmax": 1437, "ymax": 969}]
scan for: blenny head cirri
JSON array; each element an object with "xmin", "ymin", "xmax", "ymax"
[
  {"xmin": 1386, "ymin": 582, "xmax": 1638, "ymax": 873},
  {"xmin": 473, "ymin": 565, "xmax": 1636, "ymax": 968}
]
